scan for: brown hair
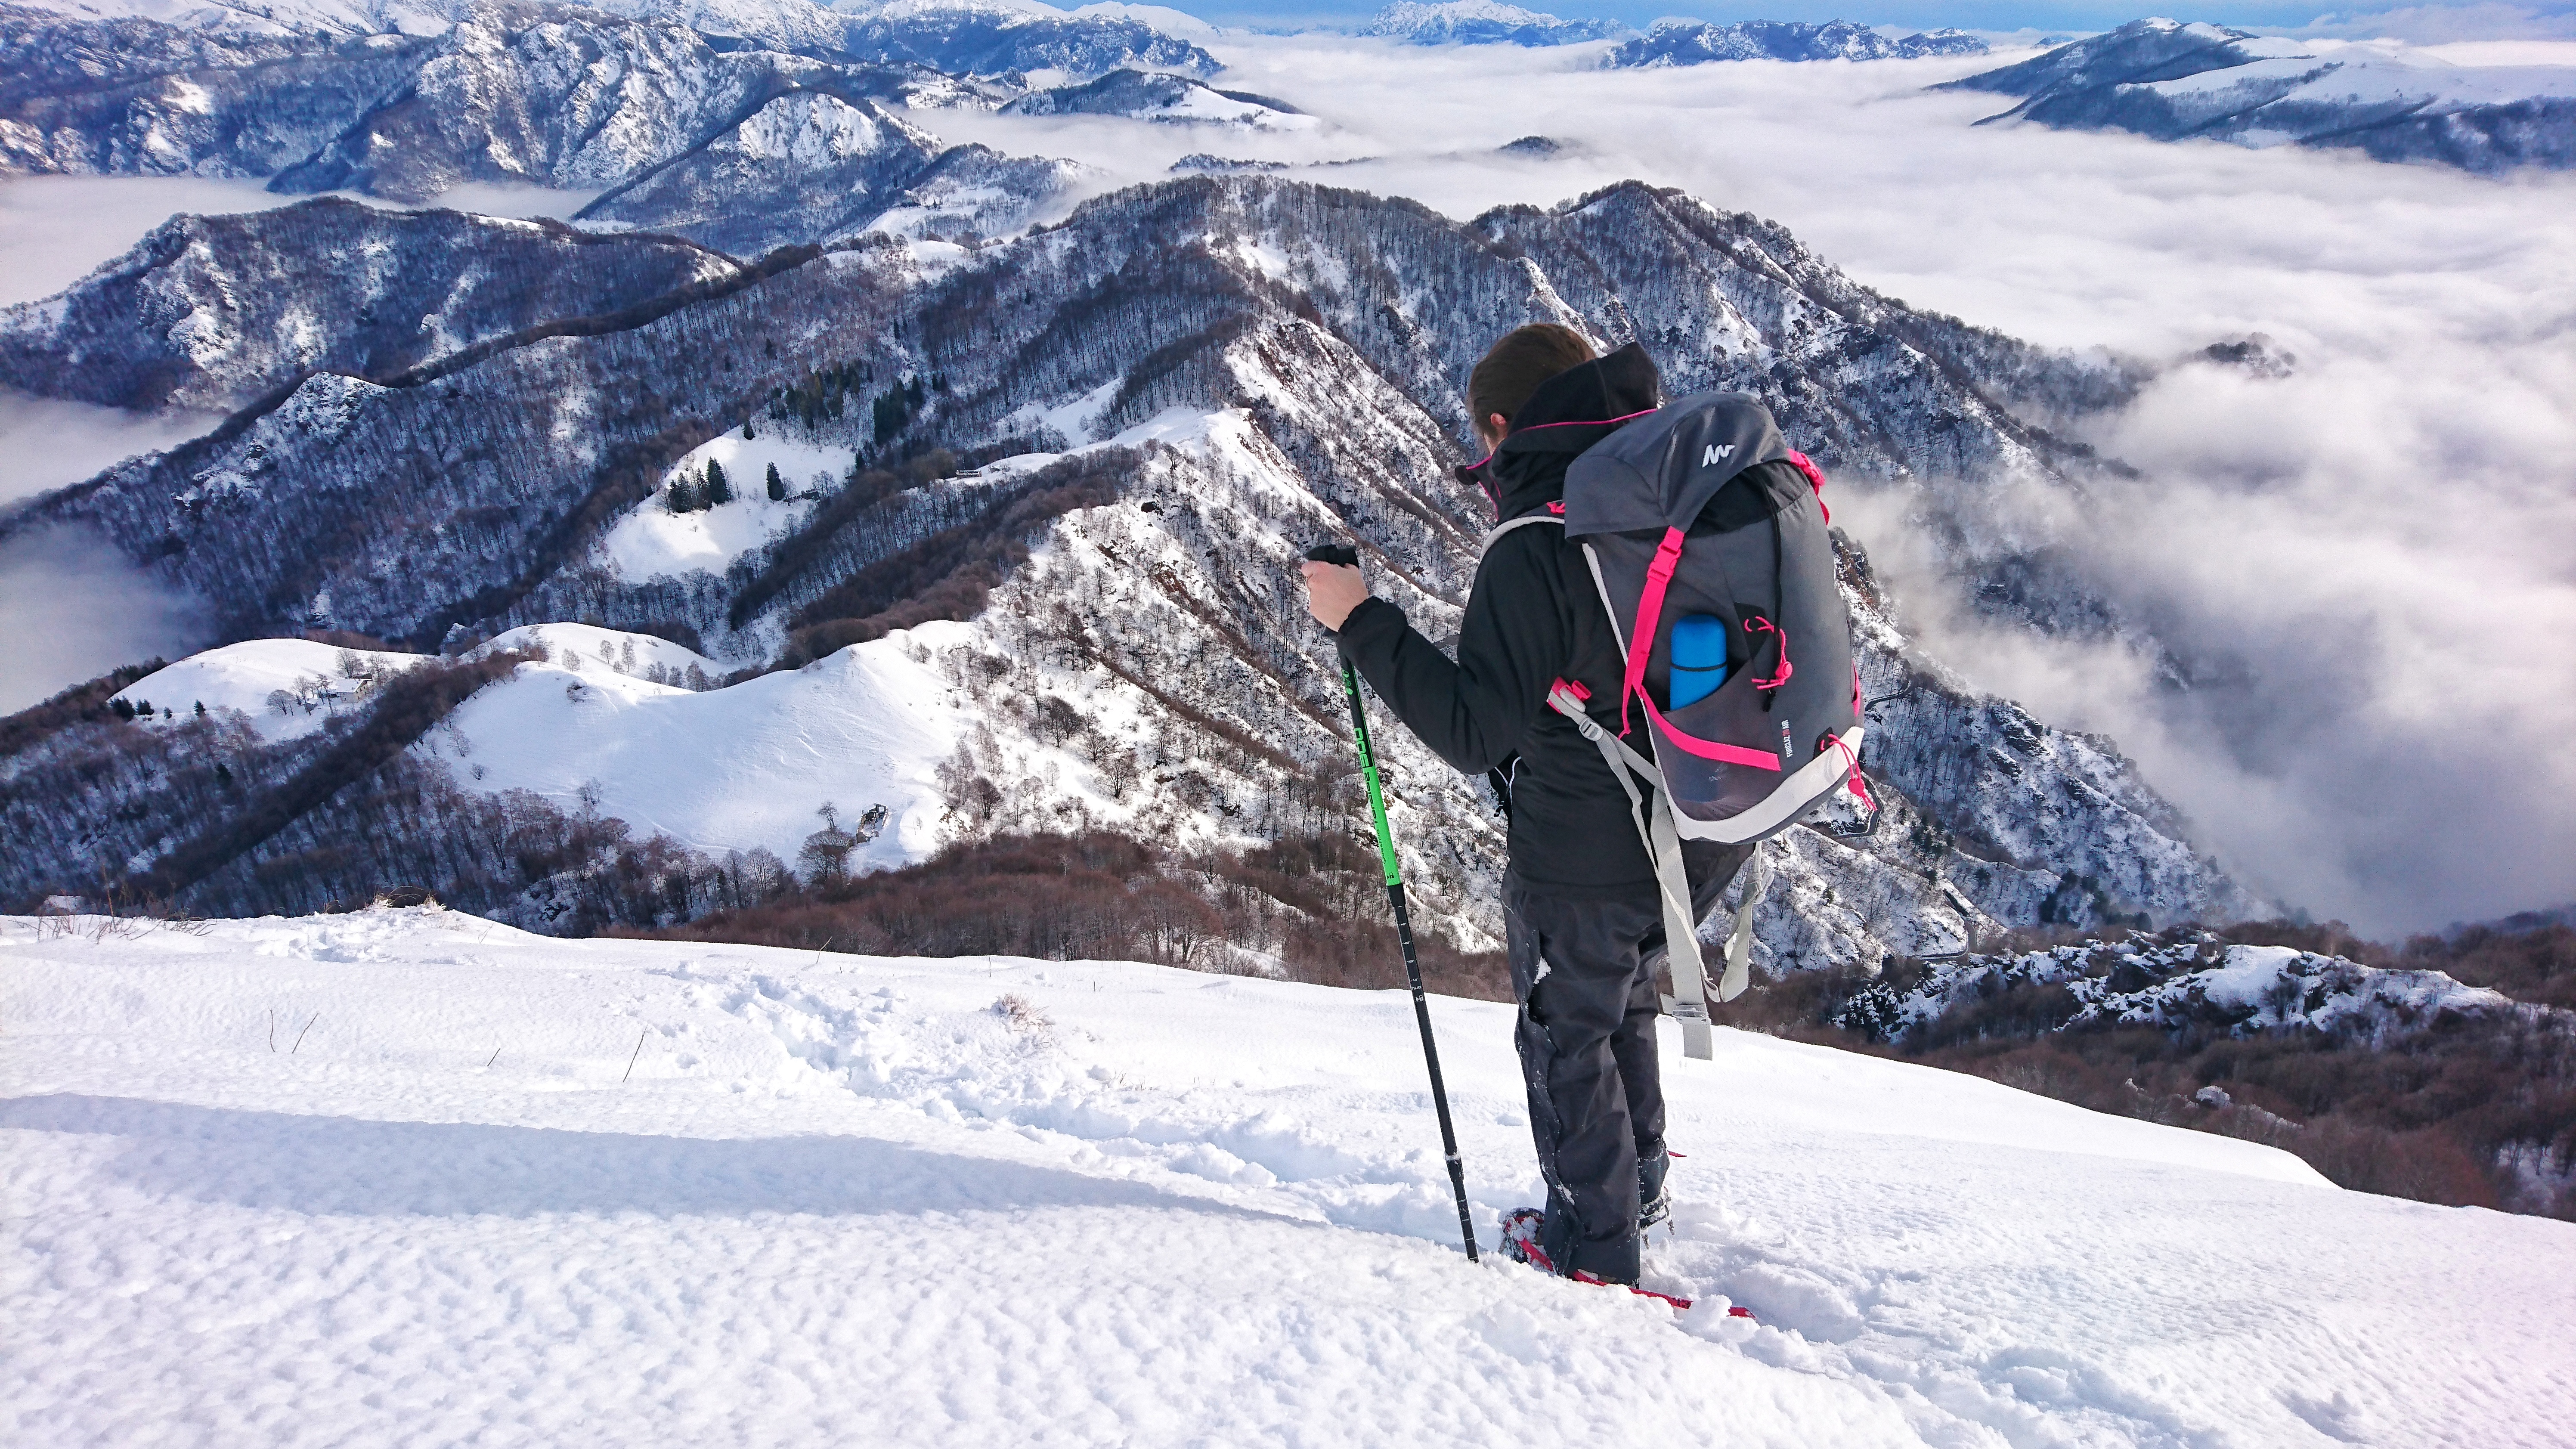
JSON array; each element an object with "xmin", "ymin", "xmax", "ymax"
[{"xmin": 1468, "ymin": 322, "xmax": 1597, "ymax": 437}]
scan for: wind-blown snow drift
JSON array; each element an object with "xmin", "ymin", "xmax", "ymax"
[{"xmin": 5, "ymin": 909, "xmax": 2570, "ymax": 1445}]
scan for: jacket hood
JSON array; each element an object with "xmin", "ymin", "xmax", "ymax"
[{"xmin": 1456, "ymin": 342, "xmax": 1662, "ymax": 523}]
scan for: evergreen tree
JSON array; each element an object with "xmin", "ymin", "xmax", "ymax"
[
  {"xmin": 666, "ymin": 475, "xmax": 701, "ymax": 514},
  {"xmin": 703, "ymin": 459, "xmax": 732, "ymax": 507},
  {"xmin": 766, "ymin": 462, "xmax": 786, "ymax": 501},
  {"xmin": 741, "ymin": 418, "xmax": 755, "ymax": 440}
]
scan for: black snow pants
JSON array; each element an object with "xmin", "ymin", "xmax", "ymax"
[{"xmin": 1504, "ymin": 839, "xmax": 1750, "ymax": 1284}]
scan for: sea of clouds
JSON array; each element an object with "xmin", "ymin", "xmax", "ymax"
[
  {"xmin": 1, "ymin": 23, "xmax": 2567, "ymax": 933},
  {"xmin": 938, "ymin": 33, "xmax": 2576, "ymax": 934}
]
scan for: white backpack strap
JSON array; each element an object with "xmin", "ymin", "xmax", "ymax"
[
  {"xmin": 1545, "ymin": 681, "xmax": 1716, "ymax": 1060},
  {"xmin": 1720, "ymin": 848, "xmax": 1772, "ymax": 1003},
  {"xmin": 1477, "ymin": 511, "xmax": 1562, "ymax": 561}
]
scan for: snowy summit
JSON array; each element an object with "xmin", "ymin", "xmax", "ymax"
[{"xmin": 6, "ymin": 908, "xmax": 2573, "ymax": 1443}]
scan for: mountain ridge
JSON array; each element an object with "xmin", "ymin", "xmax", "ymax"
[{"xmin": 1939, "ymin": 17, "xmax": 2576, "ymax": 173}]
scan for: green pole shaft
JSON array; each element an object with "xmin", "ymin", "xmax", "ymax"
[
  {"xmin": 1340, "ymin": 663, "xmax": 1403, "ymax": 888},
  {"xmin": 1335, "ymin": 659, "xmax": 1479, "ymax": 1263}
]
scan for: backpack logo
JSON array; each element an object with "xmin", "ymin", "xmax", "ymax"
[{"xmin": 1702, "ymin": 443, "xmax": 1735, "ymax": 467}]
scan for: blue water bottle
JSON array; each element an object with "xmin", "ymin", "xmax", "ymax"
[{"xmin": 1669, "ymin": 614, "xmax": 1730, "ymax": 709}]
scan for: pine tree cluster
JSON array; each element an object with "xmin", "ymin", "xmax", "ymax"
[{"xmin": 666, "ymin": 459, "xmax": 734, "ymax": 514}]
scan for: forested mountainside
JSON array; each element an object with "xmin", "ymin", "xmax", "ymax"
[
  {"xmin": 0, "ymin": 0, "xmax": 1204, "ymax": 200},
  {"xmin": 2, "ymin": 158, "xmax": 2260, "ymax": 970}
]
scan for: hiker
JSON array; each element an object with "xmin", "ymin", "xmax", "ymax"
[{"xmin": 1299, "ymin": 325, "xmax": 1756, "ymax": 1286}]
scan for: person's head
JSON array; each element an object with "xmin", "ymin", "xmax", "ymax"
[{"xmin": 1468, "ymin": 323, "xmax": 1598, "ymax": 451}]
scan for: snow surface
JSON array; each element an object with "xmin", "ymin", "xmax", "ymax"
[
  {"xmin": 596, "ymin": 431, "xmax": 845, "ymax": 580},
  {"xmin": 428, "ymin": 627, "xmax": 964, "ymax": 869},
  {"xmin": 5, "ymin": 908, "xmax": 2572, "ymax": 1446},
  {"xmin": 113, "ymin": 637, "xmax": 428, "ymax": 740}
]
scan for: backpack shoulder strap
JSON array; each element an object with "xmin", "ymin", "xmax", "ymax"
[
  {"xmin": 1544, "ymin": 679, "xmax": 1725, "ymax": 1059},
  {"xmin": 1476, "ymin": 509, "xmax": 1564, "ymax": 561}
]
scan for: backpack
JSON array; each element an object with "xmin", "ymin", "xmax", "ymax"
[{"xmin": 1484, "ymin": 390, "xmax": 1873, "ymax": 1058}]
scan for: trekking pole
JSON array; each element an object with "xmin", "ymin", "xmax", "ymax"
[{"xmin": 1307, "ymin": 544, "xmax": 1479, "ymax": 1263}]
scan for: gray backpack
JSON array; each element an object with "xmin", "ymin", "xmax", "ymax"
[{"xmin": 1486, "ymin": 391, "xmax": 1871, "ymax": 1057}]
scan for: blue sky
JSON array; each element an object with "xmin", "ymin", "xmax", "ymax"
[{"xmin": 1189, "ymin": 0, "xmax": 2576, "ymax": 40}]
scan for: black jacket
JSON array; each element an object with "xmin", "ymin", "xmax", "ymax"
[{"xmin": 1335, "ymin": 344, "xmax": 1672, "ymax": 894}]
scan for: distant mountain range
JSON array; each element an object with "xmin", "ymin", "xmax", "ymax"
[
  {"xmin": 3, "ymin": 0, "xmax": 1220, "ymax": 73},
  {"xmin": 1359, "ymin": 4, "xmax": 1987, "ymax": 60},
  {"xmin": 1361, "ymin": 0, "xmax": 1619, "ymax": 47},
  {"xmin": 1607, "ymin": 18, "xmax": 1986, "ymax": 67},
  {"xmin": 1941, "ymin": 18, "xmax": 2576, "ymax": 174}
]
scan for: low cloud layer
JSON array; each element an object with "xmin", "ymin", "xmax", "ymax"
[
  {"xmin": 0, "ymin": 524, "xmax": 208, "ymax": 712},
  {"xmin": 0, "ymin": 389, "xmax": 220, "ymax": 508},
  {"xmin": 964, "ymin": 35, "xmax": 2576, "ymax": 933}
]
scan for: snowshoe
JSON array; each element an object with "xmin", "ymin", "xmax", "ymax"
[{"xmin": 1498, "ymin": 1207, "xmax": 1557, "ymax": 1273}]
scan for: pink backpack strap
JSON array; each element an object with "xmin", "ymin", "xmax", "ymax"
[{"xmin": 1785, "ymin": 449, "xmax": 1830, "ymax": 523}]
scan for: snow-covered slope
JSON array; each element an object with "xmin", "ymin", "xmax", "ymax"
[
  {"xmin": 595, "ymin": 431, "xmax": 842, "ymax": 579},
  {"xmin": 110, "ymin": 637, "xmax": 430, "ymax": 740},
  {"xmin": 6, "ymin": 909, "xmax": 2571, "ymax": 1445},
  {"xmin": 431, "ymin": 624, "xmax": 963, "ymax": 868},
  {"xmin": 576, "ymin": 91, "xmax": 946, "ymax": 256},
  {"xmin": 1943, "ymin": 19, "xmax": 2576, "ymax": 173},
  {"xmin": 999, "ymin": 68, "xmax": 1314, "ymax": 128}
]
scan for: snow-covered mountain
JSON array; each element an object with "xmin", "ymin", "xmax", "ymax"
[
  {"xmin": 7, "ymin": 909, "xmax": 2573, "ymax": 1443},
  {"xmin": 1361, "ymin": 0, "xmax": 1622, "ymax": 47},
  {"xmin": 575, "ymin": 90, "xmax": 949, "ymax": 253},
  {"xmin": 1941, "ymin": 18, "xmax": 2576, "ymax": 173},
  {"xmin": 0, "ymin": 168, "xmax": 2268, "ymax": 964},
  {"xmin": 1604, "ymin": 19, "xmax": 1986, "ymax": 68},
  {"xmin": 0, "ymin": 0, "xmax": 1212, "ymax": 205},
  {"xmin": 998, "ymin": 68, "xmax": 1311, "ymax": 128},
  {"xmin": 0, "ymin": 201, "xmax": 740, "ymax": 409},
  {"xmin": 6, "ymin": 0, "xmax": 1221, "ymax": 69}
]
